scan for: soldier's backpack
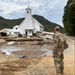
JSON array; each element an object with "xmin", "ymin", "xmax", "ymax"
[
  {"xmin": 57, "ymin": 34, "xmax": 68, "ymax": 49},
  {"xmin": 64, "ymin": 40, "xmax": 68, "ymax": 49}
]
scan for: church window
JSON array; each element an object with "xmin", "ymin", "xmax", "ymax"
[
  {"xmin": 27, "ymin": 11, "xmax": 29, "ymax": 13},
  {"xmin": 16, "ymin": 28, "xmax": 18, "ymax": 30}
]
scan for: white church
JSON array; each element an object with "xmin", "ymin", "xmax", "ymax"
[{"xmin": 12, "ymin": 6, "xmax": 44, "ymax": 37}]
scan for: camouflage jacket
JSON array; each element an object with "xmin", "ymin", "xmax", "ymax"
[{"xmin": 52, "ymin": 33, "xmax": 66, "ymax": 56}]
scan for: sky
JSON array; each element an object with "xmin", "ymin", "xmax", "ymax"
[{"xmin": 0, "ymin": 0, "xmax": 68, "ymax": 26}]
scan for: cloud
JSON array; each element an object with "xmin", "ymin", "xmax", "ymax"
[
  {"xmin": 0, "ymin": 1, "xmax": 25, "ymax": 14},
  {"xmin": 0, "ymin": 0, "xmax": 68, "ymax": 26}
]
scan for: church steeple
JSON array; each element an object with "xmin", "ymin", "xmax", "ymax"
[{"xmin": 26, "ymin": 3, "xmax": 31, "ymax": 14}]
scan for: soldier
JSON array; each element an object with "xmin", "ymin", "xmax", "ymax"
[{"xmin": 52, "ymin": 26, "xmax": 66, "ymax": 75}]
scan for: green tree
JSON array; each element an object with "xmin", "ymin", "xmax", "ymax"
[{"xmin": 63, "ymin": 0, "xmax": 75, "ymax": 36}]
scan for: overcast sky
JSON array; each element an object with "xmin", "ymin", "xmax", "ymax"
[{"xmin": 0, "ymin": 0, "xmax": 68, "ymax": 26}]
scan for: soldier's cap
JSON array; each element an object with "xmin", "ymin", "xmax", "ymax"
[{"xmin": 54, "ymin": 26, "xmax": 60, "ymax": 30}]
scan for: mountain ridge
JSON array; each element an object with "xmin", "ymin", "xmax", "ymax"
[{"xmin": 0, "ymin": 14, "xmax": 64, "ymax": 32}]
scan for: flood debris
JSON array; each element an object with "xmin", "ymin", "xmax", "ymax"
[{"xmin": 6, "ymin": 41, "xmax": 15, "ymax": 45}]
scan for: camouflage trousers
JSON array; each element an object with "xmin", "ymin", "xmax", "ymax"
[{"xmin": 53, "ymin": 53, "xmax": 64, "ymax": 74}]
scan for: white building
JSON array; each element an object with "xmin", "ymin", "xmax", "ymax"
[
  {"xmin": 0, "ymin": 27, "xmax": 19, "ymax": 37},
  {"xmin": 0, "ymin": 7, "xmax": 44, "ymax": 38},
  {"xmin": 12, "ymin": 25, "xmax": 20, "ymax": 37},
  {"xmin": 0, "ymin": 28, "xmax": 14, "ymax": 36},
  {"xmin": 19, "ymin": 6, "xmax": 44, "ymax": 37}
]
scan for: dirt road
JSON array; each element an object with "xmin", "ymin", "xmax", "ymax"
[{"xmin": 0, "ymin": 36, "xmax": 74, "ymax": 75}]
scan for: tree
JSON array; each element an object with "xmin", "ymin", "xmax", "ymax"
[{"xmin": 63, "ymin": 0, "xmax": 75, "ymax": 36}]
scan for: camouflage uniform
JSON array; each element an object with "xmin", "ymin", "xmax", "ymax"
[{"xmin": 53, "ymin": 27, "xmax": 65, "ymax": 74}]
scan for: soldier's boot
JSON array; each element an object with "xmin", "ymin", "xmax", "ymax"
[
  {"xmin": 56, "ymin": 73, "xmax": 64, "ymax": 75},
  {"xmin": 60, "ymin": 72, "xmax": 64, "ymax": 75},
  {"xmin": 56, "ymin": 73, "xmax": 61, "ymax": 75},
  {"xmin": 60, "ymin": 70, "xmax": 64, "ymax": 75},
  {"xmin": 56, "ymin": 70, "xmax": 64, "ymax": 75}
]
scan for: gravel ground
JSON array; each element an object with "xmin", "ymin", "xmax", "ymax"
[{"xmin": 0, "ymin": 36, "xmax": 74, "ymax": 75}]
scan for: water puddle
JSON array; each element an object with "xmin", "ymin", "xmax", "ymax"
[{"xmin": 0, "ymin": 44, "xmax": 52, "ymax": 56}]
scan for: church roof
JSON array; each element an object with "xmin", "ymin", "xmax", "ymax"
[
  {"xmin": 26, "ymin": 7, "xmax": 31, "ymax": 10},
  {"xmin": 32, "ymin": 17, "xmax": 44, "ymax": 28}
]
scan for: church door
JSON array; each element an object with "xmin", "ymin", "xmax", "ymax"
[{"xmin": 26, "ymin": 30, "xmax": 28, "ymax": 35}]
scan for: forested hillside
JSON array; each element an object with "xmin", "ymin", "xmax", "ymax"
[{"xmin": 0, "ymin": 15, "xmax": 64, "ymax": 32}]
